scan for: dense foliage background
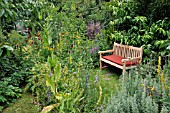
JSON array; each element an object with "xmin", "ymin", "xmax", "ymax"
[{"xmin": 0, "ymin": 0, "xmax": 170, "ymax": 112}]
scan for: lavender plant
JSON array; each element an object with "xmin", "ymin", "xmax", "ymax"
[
  {"xmin": 103, "ymin": 70, "xmax": 159, "ymax": 113},
  {"xmin": 103, "ymin": 57, "xmax": 170, "ymax": 113}
]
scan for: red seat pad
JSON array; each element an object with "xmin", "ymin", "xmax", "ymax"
[{"xmin": 102, "ymin": 54, "xmax": 138, "ymax": 66}]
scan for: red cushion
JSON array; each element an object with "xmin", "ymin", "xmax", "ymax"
[{"xmin": 102, "ymin": 54, "xmax": 138, "ymax": 66}]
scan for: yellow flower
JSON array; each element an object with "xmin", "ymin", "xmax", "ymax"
[
  {"xmin": 57, "ymin": 44, "xmax": 60, "ymax": 49},
  {"xmin": 48, "ymin": 48, "xmax": 54, "ymax": 51},
  {"xmin": 66, "ymin": 32, "xmax": 69, "ymax": 35},
  {"xmin": 63, "ymin": 65, "xmax": 68, "ymax": 75},
  {"xmin": 69, "ymin": 56, "xmax": 72, "ymax": 64},
  {"xmin": 161, "ymin": 72, "xmax": 165, "ymax": 83},
  {"xmin": 141, "ymin": 84, "xmax": 145, "ymax": 87},
  {"xmin": 76, "ymin": 35, "xmax": 80, "ymax": 38},
  {"xmin": 65, "ymin": 93, "xmax": 71, "ymax": 97},
  {"xmin": 164, "ymin": 84, "xmax": 168, "ymax": 90},
  {"xmin": 28, "ymin": 39, "xmax": 33, "ymax": 43},
  {"xmin": 77, "ymin": 40, "xmax": 80, "ymax": 45},
  {"xmin": 151, "ymin": 86, "xmax": 154, "ymax": 91},
  {"xmin": 157, "ymin": 56, "xmax": 161, "ymax": 76}
]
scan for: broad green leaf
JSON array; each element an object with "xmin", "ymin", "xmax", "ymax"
[
  {"xmin": 2, "ymin": 45, "xmax": 13, "ymax": 51},
  {"xmin": 12, "ymin": 11, "xmax": 17, "ymax": 17},
  {"xmin": 47, "ymin": 56, "xmax": 52, "ymax": 69},
  {"xmin": 73, "ymin": 89, "xmax": 84, "ymax": 104},
  {"xmin": 167, "ymin": 45, "xmax": 170, "ymax": 50},
  {"xmin": 43, "ymin": 35, "xmax": 48, "ymax": 45},
  {"xmin": 41, "ymin": 103, "xmax": 60, "ymax": 113},
  {"xmin": 167, "ymin": 31, "xmax": 170, "ymax": 38},
  {"xmin": 133, "ymin": 26, "xmax": 138, "ymax": 30},
  {"xmin": 54, "ymin": 63, "xmax": 61, "ymax": 83},
  {"xmin": 7, "ymin": 9, "xmax": 13, "ymax": 17},
  {"xmin": 0, "ymin": 96, "xmax": 7, "ymax": 102},
  {"xmin": 161, "ymin": 51, "xmax": 166, "ymax": 56},
  {"xmin": 0, "ymin": 2, "xmax": 5, "ymax": 8},
  {"xmin": 0, "ymin": 49, "xmax": 2, "ymax": 56},
  {"xmin": 55, "ymin": 94, "xmax": 62, "ymax": 100},
  {"xmin": 162, "ymin": 29, "xmax": 166, "ymax": 36},
  {"xmin": 55, "ymin": 6, "xmax": 60, "ymax": 12},
  {"xmin": 0, "ymin": 9, "xmax": 5, "ymax": 17},
  {"xmin": 46, "ymin": 76, "xmax": 55, "ymax": 94},
  {"xmin": 126, "ymin": 16, "xmax": 132, "ymax": 19},
  {"xmin": 48, "ymin": 36, "xmax": 52, "ymax": 45},
  {"xmin": 161, "ymin": 98, "xmax": 170, "ymax": 105},
  {"xmin": 38, "ymin": 12, "xmax": 42, "ymax": 20},
  {"xmin": 10, "ymin": 4, "xmax": 15, "ymax": 8}
]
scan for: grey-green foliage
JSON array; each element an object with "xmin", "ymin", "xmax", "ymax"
[
  {"xmin": 103, "ymin": 69, "xmax": 158, "ymax": 113},
  {"xmin": 103, "ymin": 90, "xmax": 158, "ymax": 113},
  {"xmin": 160, "ymin": 105, "xmax": 169, "ymax": 113}
]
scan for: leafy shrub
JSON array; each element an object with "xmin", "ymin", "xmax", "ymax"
[
  {"xmin": 0, "ymin": 54, "xmax": 33, "ymax": 111},
  {"xmin": 0, "ymin": 80, "xmax": 22, "ymax": 111},
  {"xmin": 0, "ymin": 29, "xmax": 34, "ymax": 111},
  {"xmin": 105, "ymin": 0, "xmax": 170, "ymax": 61}
]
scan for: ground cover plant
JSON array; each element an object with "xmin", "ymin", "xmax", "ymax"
[
  {"xmin": 0, "ymin": 0, "xmax": 170, "ymax": 112},
  {"xmin": 2, "ymin": 93, "xmax": 39, "ymax": 113}
]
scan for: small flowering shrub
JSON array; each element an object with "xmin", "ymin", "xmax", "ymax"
[{"xmin": 25, "ymin": 53, "xmax": 103, "ymax": 112}]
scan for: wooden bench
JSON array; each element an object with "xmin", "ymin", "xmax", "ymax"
[{"xmin": 98, "ymin": 42, "xmax": 143, "ymax": 75}]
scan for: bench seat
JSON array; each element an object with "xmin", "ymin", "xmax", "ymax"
[{"xmin": 102, "ymin": 54, "xmax": 138, "ymax": 66}]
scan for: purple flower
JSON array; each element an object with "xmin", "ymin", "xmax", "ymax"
[
  {"xmin": 47, "ymin": 91, "xmax": 51, "ymax": 102},
  {"xmin": 94, "ymin": 46, "xmax": 99, "ymax": 51},
  {"xmin": 73, "ymin": 72, "xmax": 77, "ymax": 75},
  {"xmin": 95, "ymin": 75, "xmax": 98, "ymax": 83},
  {"xmin": 90, "ymin": 48, "xmax": 94, "ymax": 54},
  {"xmin": 86, "ymin": 74, "xmax": 89, "ymax": 87},
  {"xmin": 90, "ymin": 46, "xmax": 99, "ymax": 54},
  {"xmin": 25, "ymin": 68, "xmax": 29, "ymax": 72},
  {"xmin": 49, "ymin": 72, "xmax": 53, "ymax": 77},
  {"xmin": 100, "ymin": 105, "xmax": 103, "ymax": 111},
  {"xmin": 86, "ymin": 22, "xmax": 101, "ymax": 40}
]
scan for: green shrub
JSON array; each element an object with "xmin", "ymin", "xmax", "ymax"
[
  {"xmin": 105, "ymin": 0, "xmax": 170, "ymax": 60},
  {"xmin": 0, "ymin": 79, "xmax": 22, "ymax": 111}
]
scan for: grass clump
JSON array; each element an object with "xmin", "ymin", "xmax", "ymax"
[{"xmin": 2, "ymin": 93, "xmax": 39, "ymax": 113}]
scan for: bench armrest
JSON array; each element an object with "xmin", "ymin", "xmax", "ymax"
[
  {"xmin": 122, "ymin": 57, "xmax": 142, "ymax": 63},
  {"xmin": 98, "ymin": 50, "xmax": 114, "ymax": 54}
]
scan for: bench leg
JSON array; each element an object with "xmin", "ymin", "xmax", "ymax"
[
  {"xmin": 122, "ymin": 61, "xmax": 127, "ymax": 75},
  {"xmin": 122, "ymin": 68, "xmax": 126, "ymax": 75},
  {"xmin": 122, "ymin": 67, "xmax": 126, "ymax": 81},
  {"xmin": 100, "ymin": 60, "xmax": 102, "ymax": 70},
  {"xmin": 122, "ymin": 63, "xmax": 126, "ymax": 75}
]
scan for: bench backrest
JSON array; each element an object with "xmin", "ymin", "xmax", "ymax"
[{"xmin": 113, "ymin": 42, "xmax": 143, "ymax": 59}]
